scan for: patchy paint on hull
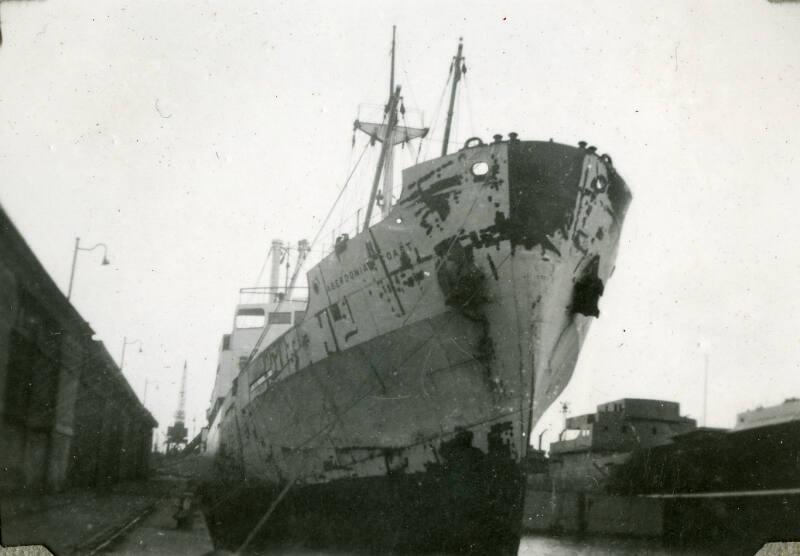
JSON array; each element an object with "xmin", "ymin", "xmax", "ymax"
[
  {"xmin": 201, "ymin": 138, "xmax": 631, "ymax": 553},
  {"xmin": 202, "ymin": 428, "xmax": 525, "ymax": 554}
]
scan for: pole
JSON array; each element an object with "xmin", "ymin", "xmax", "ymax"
[
  {"xmin": 143, "ymin": 378, "xmax": 149, "ymax": 407},
  {"xmin": 67, "ymin": 237, "xmax": 80, "ymax": 300},
  {"xmin": 363, "ymin": 86, "xmax": 401, "ymax": 232},
  {"xmin": 120, "ymin": 336, "xmax": 128, "ymax": 370},
  {"xmin": 389, "ymin": 26, "xmax": 395, "ymax": 100},
  {"xmin": 441, "ymin": 39, "xmax": 464, "ymax": 157},
  {"xmin": 284, "ymin": 251, "xmax": 290, "ymax": 295},
  {"xmin": 382, "ymin": 27, "xmax": 397, "ymax": 217},
  {"xmin": 703, "ymin": 353, "xmax": 709, "ymax": 427},
  {"xmin": 382, "ymin": 138, "xmax": 394, "ymax": 217}
]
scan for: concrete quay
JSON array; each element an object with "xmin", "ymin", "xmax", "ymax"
[
  {"xmin": 100, "ymin": 479, "xmax": 214, "ymax": 556},
  {"xmin": 1, "ymin": 475, "xmax": 214, "ymax": 556}
]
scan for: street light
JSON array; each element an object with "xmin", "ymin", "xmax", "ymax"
[
  {"xmin": 67, "ymin": 237, "xmax": 110, "ymax": 300},
  {"xmin": 120, "ymin": 337, "xmax": 143, "ymax": 371},
  {"xmin": 142, "ymin": 368, "xmax": 170, "ymax": 407},
  {"xmin": 143, "ymin": 378, "xmax": 150, "ymax": 407}
]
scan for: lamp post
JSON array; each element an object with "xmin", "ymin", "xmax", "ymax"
[
  {"xmin": 67, "ymin": 237, "xmax": 110, "ymax": 300},
  {"xmin": 142, "ymin": 368, "xmax": 170, "ymax": 408},
  {"xmin": 143, "ymin": 378, "xmax": 151, "ymax": 407},
  {"xmin": 120, "ymin": 337, "xmax": 143, "ymax": 371}
]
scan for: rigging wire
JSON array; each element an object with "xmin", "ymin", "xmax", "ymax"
[
  {"xmin": 257, "ymin": 121, "xmax": 363, "ymax": 287},
  {"xmin": 242, "ymin": 140, "xmax": 372, "ymax": 368},
  {"xmin": 462, "ymin": 73, "xmax": 477, "ymax": 141},
  {"xmin": 450, "ymin": 85, "xmax": 461, "ymax": 153},
  {"xmin": 399, "ymin": 53, "xmax": 426, "ymax": 132},
  {"xmin": 309, "ymin": 139, "xmax": 371, "ymax": 249},
  {"xmin": 449, "ymin": 82, "xmax": 466, "ymax": 154},
  {"xmin": 234, "ymin": 475, "xmax": 297, "ymax": 554},
  {"xmin": 418, "ymin": 67, "xmax": 452, "ymax": 164}
]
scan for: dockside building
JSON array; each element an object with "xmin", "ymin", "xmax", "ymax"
[
  {"xmin": 0, "ymin": 205, "xmax": 156, "ymax": 493},
  {"xmin": 548, "ymin": 398, "xmax": 697, "ymax": 491}
]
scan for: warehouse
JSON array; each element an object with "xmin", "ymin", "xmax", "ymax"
[{"xmin": 0, "ymin": 205, "xmax": 156, "ymax": 493}]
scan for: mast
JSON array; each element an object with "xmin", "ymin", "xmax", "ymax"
[
  {"xmin": 441, "ymin": 38, "xmax": 465, "ymax": 157},
  {"xmin": 382, "ymin": 26, "xmax": 397, "ymax": 218},
  {"xmin": 354, "ymin": 27, "xmax": 428, "ymax": 231},
  {"xmin": 389, "ymin": 25, "xmax": 396, "ymax": 99},
  {"xmin": 364, "ymin": 85, "xmax": 401, "ymax": 231}
]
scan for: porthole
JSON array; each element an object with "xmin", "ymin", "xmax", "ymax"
[{"xmin": 471, "ymin": 161, "xmax": 489, "ymax": 177}]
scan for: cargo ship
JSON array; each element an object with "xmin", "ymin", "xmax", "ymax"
[{"xmin": 199, "ymin": 32, "xmax": 631, "ymax": 554}]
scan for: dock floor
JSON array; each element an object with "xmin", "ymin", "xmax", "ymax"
[
  {"xmin": 1, "ymin": 476, "xmax": 214, "ymax": 556},
  {"xmin": 101, "ymin": 482, "xmax": 213, "ymax": 555}
]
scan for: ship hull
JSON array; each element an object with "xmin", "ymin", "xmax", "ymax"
[
  {"xmin": 201, "ymin": 139, "xmax": 631, "ymax": 553},
  {"xmin": 202, "ymin": 454, "xmax": 524, "ymax": 554}
]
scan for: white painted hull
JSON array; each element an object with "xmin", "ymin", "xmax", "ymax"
[{"xmin": 201, "ymin": 138, "xmax": 631, "ymax": 553}]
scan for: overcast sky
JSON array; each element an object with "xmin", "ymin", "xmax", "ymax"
[{"xmin": 1, "ymin": 1, "xmax": 799, "ymax": 447}]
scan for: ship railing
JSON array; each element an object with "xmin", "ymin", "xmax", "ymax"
[
  {"xmin": 323, "ymin": 197, "xmax": 396, "ymax": 255},
  {"xmin": 238, "ymin": 286, "xmax": 308, "ymax": 305},
  {"xmin": 323, "ymin": 204, "xmax": 365, "ymax": 256}
]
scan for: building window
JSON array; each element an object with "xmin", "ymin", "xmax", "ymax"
[
  {"xmin": 235, "ymin": 308, "xmax": 265, "ymax": 329},
  {"xmin": 268, "ymin": 311, "xmax": 292, "ymax": 325},
  {"xmin": 222, "ymin": 334, "xmax": 231, "ymax": 351},
  {"xmin": 652, "ymin": 426, "xmax": 658, "ymax": 435}
]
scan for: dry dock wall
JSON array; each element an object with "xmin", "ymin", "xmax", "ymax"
[
  {"xmin": 585, "ymin": 494, "xmax": 664, "ymax": 536},
  {"xmin": 523, "ymin": 489, "xmax": 664, "ymax": 537},
  {"xmin": 0, "ymin": 205, "xmax": 156, "ymax": 493},
  {"xmin": 523, "ymin": 490, "xmax": 583, "ymax": 533}
]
